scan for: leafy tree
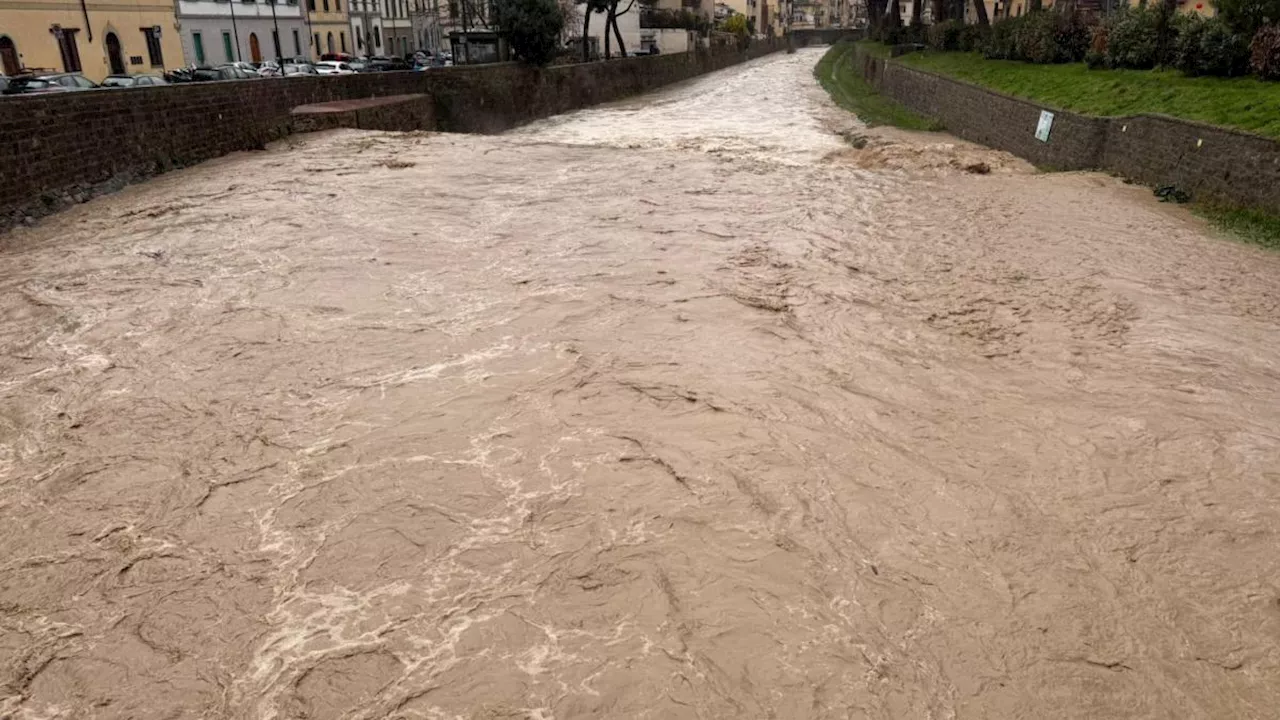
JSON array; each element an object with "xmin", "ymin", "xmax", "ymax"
[
  {"xmin": 494, "ymin": 0, "xmax": 565, "ymax": 65},
  {"xmin": 723, "ymin": 13, "xmax": 749, "ymax": 36},
  {"xmin": 1213, "ymin": 0, "xmax": 1280, "ymax": 35}
]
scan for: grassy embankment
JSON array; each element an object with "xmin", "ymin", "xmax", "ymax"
[
  {"xmin": 875, "ymin": 47, "xmax": 1280, "ymax": 248},
  {"xmin": 897, "ymin": 51, "xmax": 1280, "ymax": 141},
  {"xmin": 814, "ymin": 42, "xmax": 941, "ymax": 132}
]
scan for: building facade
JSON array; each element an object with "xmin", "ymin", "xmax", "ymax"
[
  {"xmin": 0, "ymin": 0, "xmax": 184, "ymax": 80},
  {"xmin": 174, "ymin": 0, "xmax": 308, "ymax": 66},
  {"xmin": 382, "ymin": 0, "xmax": 413, "ymax": 54},
  {"xmin": 348, "ymin": 0, "xmax": 385, "ymax": 55},
  {"xmin": 306, "ymin": 0, "xmax": 352, "ymax": 57},
  {"xmin": 409, "ymin": 0, "xmax": 443, "ymax": 53}
]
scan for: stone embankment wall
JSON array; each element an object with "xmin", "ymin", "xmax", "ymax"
[
  {"xmin": 853, "ymin": 45, "xmax": 1280, "ymax": 214},
  {"xmin": 0, "ymin": 42, "xmax": 779, "ymax": 228}
]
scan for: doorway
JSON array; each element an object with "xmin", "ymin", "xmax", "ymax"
[
  {"xmin": 0, "ymin": 36, "xmax": 18, "ymax": 75},
  {"xmin": 249, "ymin": 33, "xmax": 261, "ymax": 63},
  {"xmin": 105, "ymin": 32, "xmax": 126, "ymax": 75}
]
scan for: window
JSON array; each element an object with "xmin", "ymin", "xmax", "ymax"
[
  {"xmin": 326, "ymin": 32, "xmax": 334, "ymax": 53},
  {"xmin": 335, "ymin": 0, "xmax": 341, "ymax": 11},
  {"xmin": 192, "ymin": 31, "xmax": 206, "ymax": 63},
  {"xmin": 292, "ymin": 29, "xmax": 301, "ymax": 56},
  {"xmin": 142, "ymin": 27, "xmax": 164, "ymax": 67},
  {"xmin": 55, "ymin": 28, "xmax": 82, "ymax": 72},
  {"xmin": 340, "ymin": 31, "xmax": 347, "ymax": 52},
  {"xmin": 323, "ymin": 0, "xmax": 329, "ymax": 10},
  {"xmin": 314, "ymin": 32, "xmax": 321, "ymax": 54},
  {"xmin": 307, "ymin": 0, "xmax": 315, "ymax": 9},
  {"xmin": 223, "ymin": 31, "xmax": 234, "ymax": 62},
  {"xmin": 373, "ymin": 26, "xmax": 381, "ymax": 47}
]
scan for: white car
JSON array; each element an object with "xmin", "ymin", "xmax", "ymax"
[{"xmin": 315, "ymin": 61, "xmax": 355, "ymax": 75}]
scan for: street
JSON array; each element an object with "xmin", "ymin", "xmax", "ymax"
[{"xmin": 1, "ymin": 49, "xmax": 1278, "ymax": 718}]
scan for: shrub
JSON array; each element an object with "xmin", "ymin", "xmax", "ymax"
[
  {"xmin": 984, "ymin": 15, "xmax": 1027, "ymax": 59},
  {"xmin": 928, "ymin": 19, "xmax": 966, "ymax": 51},
  {"xmin": 985, "ymin": 11, "xmax": 1090, "ymax": 64},
  {"xmin": 958, "ymin": 24, "xmax": 991, "ymax": 52},
  {"xmin": 1085, "ymin": 25, "xmax": 1109, "ymax": 68},
  {"xmin": 1214, "ymin": 0, "xmax": 1280, "ymax": 37},
  {"xmin": 1105, "ymin": 6, "xmax": 1161, "ymax": 68},
  {"xmin": 1176, "ymin": 15, "xmax": 1252, "ymax": 75},
  {"xmin": 493, "ymin": 0, "xmax": 564, "ymax": 65},
  {"xmin": 1251, "ymin": 23, "xmax": 1280, "ymax": 78}
]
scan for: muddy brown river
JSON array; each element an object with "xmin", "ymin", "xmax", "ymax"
[{"xmin": 2, "ymin": 50, "xmax": 1279, "ymax": 719}]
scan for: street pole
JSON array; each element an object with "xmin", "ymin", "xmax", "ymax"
[
  {"xmin": 269, "ymin": 0, "xmax": 282, "ymax": 63},
  {"xmin": 230, "ymin": 0, "xmax": 242, "ymax": 61}
]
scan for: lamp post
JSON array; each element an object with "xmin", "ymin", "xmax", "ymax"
[
  {"xmin": 230, "ymin": 0, "xmax": 243, "ymax": 61},
  {"xmin": 268, "ymin": 0, "xmax": 283, "ymax": 63}
]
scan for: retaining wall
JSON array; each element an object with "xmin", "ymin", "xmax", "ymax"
[
  {"xmin": 852, "ymin": 44, "xmax": 1280, "ymax": 213},
  {"xmin": 0, "ymin": 42, "xmax": 779, "ymax": 228}
]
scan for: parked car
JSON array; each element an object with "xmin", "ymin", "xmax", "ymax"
[
  {"xmin": 227, "ymin": 61, "xmax": 259, "ymax": 75},
  {"xmin": 347, "ymin": 59, "xmax": 371, "ymax": 72},
  {"xmin": 282, "ymin": 62, "xmax": 320, "ymax": 76},
  {"xmin": 41, "ymin": 72, "xmax": 99, "ymax": 90},
  {"xmin": 1, "ymin": 76, "xmax": 67, "ymax": 95},
  {"xmin": 101, "ymin": 74, "xmax": 168, "ymax": 88},
  {"xmin": 315, "ymin": 61, "xmax": 355, "ymax": 75},
  {"xmin": 214, "ymin": 64, "xmax": 259, "ymax": 80},
  {"xmin": 368, "ymin": 57, "xmax": 411, "ymax": 72},
  {"xmin": 2, "ymin": 72, "xmax": 96, "ymax": 94},
  {"xmin": 257, "ymin": 61, "xmax": 282, "ymax": 77},
  {"xmin": 320, "ymin": 53, "xmax": 355, "ymax": 62}
]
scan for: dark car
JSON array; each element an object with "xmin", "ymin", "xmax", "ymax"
[
  {"xmin": 101, "ymin": 74, "xmax": 169, "ymax": 88},
  {"xmin": 1, "ymin": 74, "xmax": 74, "ymax": 95},
  {"xmin": 369, "ymin": 57, "xmax": 411, "ymax": 72}
]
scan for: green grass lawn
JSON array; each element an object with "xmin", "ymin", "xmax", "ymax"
[
  {"xmin": 897, "ymin": 50, "xmax": 1280, "ymax": 140},
  {"xmin": 815, "ymin": 42, "xmax": 941, "ymax": 131}
]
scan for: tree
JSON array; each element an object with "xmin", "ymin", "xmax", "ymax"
[
  {"xmin": 972, "ymin": 0, "xmax": 990, "ymax": 25},
  {"xmin": 494, "ymin": 0, "xmax": 565, "ymax": 64},
  {"xmin": 1213, "ymin": 0, "xmax": 1280, "ymax": 35}
]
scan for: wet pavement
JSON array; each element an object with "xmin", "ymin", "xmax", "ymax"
[{"xmin": 2, "ymin": 49, "xmax": 1279, "ymax": 719}]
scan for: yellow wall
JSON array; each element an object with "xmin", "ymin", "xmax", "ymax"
[{"xmin": 0, "ymin": 0, "xmax": 184, "ymax": 81}]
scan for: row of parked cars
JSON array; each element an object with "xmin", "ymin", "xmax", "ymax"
[{"xmin": 0, "ymin": 51, "xmax": 455, "ymax": 95}]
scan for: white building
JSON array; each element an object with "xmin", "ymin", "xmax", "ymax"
[
  {"xmin": 175, "ymin": 0, "xmax": 309, "ymax": 66},
  {"xmin": 348, "ymin": 0, "xmax": 385, "ymax": 55}
]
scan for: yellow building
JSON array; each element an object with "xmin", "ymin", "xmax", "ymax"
[
  {"xmin": 305, "ymin": 0, "xmax": 352, "ymax": 58},
  {"xmin": 0, "ymin": 0, "xmax": 184, "ymax": 81}
]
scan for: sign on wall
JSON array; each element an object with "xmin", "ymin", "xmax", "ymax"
[{"xmin": 1035, "ymin": 110, "xmax": 1054, "ymax": 143}]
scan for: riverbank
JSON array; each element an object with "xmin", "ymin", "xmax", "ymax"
[{"xmin": 898, "ymin": 48, "xmax": 1280, "ymax": 141}]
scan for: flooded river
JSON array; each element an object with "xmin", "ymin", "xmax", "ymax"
[{"xmin": 2, "ymin": 50, "xmax": 1278, "ymax": 719}]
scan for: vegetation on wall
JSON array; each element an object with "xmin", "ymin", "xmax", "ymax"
[{"xmin": 495, "ymin": 0, "xmax": 565, "ymax": 65}]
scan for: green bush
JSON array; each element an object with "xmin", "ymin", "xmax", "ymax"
[
  {"xmin": 1027, "ymin": 10, "xmax": 1090, "ymax": 63},
  {"xmin": 1176, "ymin": 15, "xmax": 1252, "ymax": 76},
  {"xmin": 928, "ymin": 19, "xmax": 966, "ymax": 51},
  {"xmin": 1251, "ymin": 24, "xmax": 1280, "ymax": 79},
  {"xmin": 493, "ymin": 0, "xmax": 564, "ymax": 65},
  {"xmin": 1085, "ymin": 24, "xmax": 1109, "ymax": 68},
  {"xmin": 958, "ymin": 24, "xmax": 991, "ymax": 52},
  {"xmin": 984, "ymin": 15, "xmax": 1027, "ymax": 59},
  {"xmin": 1105, "ymin": 6, "xmax": 1161, "ymax": 69},
  {"xmin": 1214, "ymin": 0, "xmax": 1280, "ymax": 37}
]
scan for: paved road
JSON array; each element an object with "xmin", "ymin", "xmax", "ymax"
[{"xmin": 2, "ymin": 50, "xmax": 1278, "ymax": 719}]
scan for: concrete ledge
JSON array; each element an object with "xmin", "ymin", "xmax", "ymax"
[{"xmin": 291, "ymin": 94, "xmax": 435, "ymax": 132}]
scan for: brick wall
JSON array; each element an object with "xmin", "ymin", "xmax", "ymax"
[
  {"xmin": 853, "ymin": 45, "xmax": 1280, "ymax": 213},
  {"xmin": 0, "ymin": 42, "xmax": 780, "ymax": 229}
]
